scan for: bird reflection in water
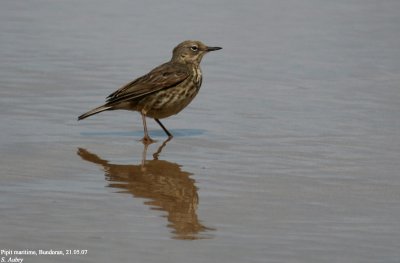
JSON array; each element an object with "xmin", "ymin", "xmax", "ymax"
[{"xmin": 77, "ymin": 139, "xmax": 214, "ymax": 240}]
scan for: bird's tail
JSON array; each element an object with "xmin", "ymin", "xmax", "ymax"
[{"xmin": 78, "ymin": 105, "xmax": 112, "ymax": 120}]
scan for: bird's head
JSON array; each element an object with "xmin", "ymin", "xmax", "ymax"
[{"xmin": 171, "ymin": 40, "xmax": 222, "ymax": 65}]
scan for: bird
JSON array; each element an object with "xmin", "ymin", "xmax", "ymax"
[{"xmin": 78, "ymin": 40, "xmax": 222, "ymax": 143}]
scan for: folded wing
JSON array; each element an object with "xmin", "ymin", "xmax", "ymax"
[{"xmin": 106, "ymin": 62, "xmax": 189, "ymax": 105}]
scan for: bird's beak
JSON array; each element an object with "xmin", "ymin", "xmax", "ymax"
[{"xmin": 206, "ymin": 46, "xmax": 222, "ymax": 52}]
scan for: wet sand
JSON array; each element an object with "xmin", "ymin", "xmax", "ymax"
[{"xmin": 1, "ymin": 0, "xmax": 400, "ymax": 262}]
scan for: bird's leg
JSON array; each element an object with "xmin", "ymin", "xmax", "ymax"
[
  {"xmin": 154, "ymin": 118, "xmax": 173, "ymax": 139},
  {"xmin": 141, "ymin": 112, "xmax": 155, "ymax": 144}
]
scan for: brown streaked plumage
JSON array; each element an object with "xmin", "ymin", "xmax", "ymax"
[{"xmin": 78, "ymin": 40, "xmax": 221, "ymax": 143}]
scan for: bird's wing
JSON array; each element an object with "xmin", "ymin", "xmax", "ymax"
[{"xmin": 105, "ymin": 62, "xmax": 189, "ymax": 105}]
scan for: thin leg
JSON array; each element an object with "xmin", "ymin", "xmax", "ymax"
[
  {"xmin": 154, "ymin": 118, "xmax": 173, "ymax": 138},
  {"xmin": 141, "ymin": 112, "xmax": 154, "ymax": 143}
]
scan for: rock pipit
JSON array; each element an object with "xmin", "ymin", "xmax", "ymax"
[{"xmin": 78, "ymin": 40, "xmax": 221, "ymax": 143}]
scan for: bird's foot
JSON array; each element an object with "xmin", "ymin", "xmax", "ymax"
[{"xmin": 141, "ymin": 135, "xmax": 156, "ymax": 145}]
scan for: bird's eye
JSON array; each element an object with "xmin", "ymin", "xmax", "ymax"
[{"xmin": 190, "ymin": 45, "xmax": 198, "ymax": 52}]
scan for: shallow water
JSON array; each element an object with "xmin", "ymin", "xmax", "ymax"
[{"xmin": 1, "ymin": 0, "xmax": 400, "ymax": 262}]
